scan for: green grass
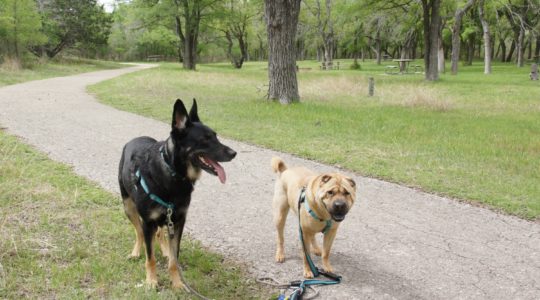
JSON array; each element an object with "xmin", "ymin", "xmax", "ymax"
[
  {"xmin": 88, "ymin": 60, "xmax": 540, "ymax": 220},
  {"xmin": 0, "ymin": 131, "xmax": 271, "ymax": 299},
  {"xmin": 0, "ymin": 57, "xmax": 126, "ymax": 87}
]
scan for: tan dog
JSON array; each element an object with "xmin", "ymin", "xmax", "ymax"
[{"xmin": 271, "ymin": 157, "xmax": 357, "ymax": 278}]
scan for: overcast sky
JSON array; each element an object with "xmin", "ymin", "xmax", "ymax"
[{"xmin": 97, "ymin": 0, "xmax": 116, "ymax": 12}]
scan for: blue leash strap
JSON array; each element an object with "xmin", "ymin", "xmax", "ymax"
[{"xmin": 287, "ymin": 188, "xmax": 341, "ymax": 300}]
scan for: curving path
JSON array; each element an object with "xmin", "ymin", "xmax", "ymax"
[{"xmin": 1, "ymin": 64, "xmax": 539, "ymax": 299}]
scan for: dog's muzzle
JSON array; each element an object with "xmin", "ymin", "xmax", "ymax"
[{"xmin": 330, "ymin": 200, "xmax": 349, "ymax": 222}]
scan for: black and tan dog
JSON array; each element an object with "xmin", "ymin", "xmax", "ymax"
[
  {"xmin": 271, "ymin": 157, "xmax": 356, "ymax": 278},
  {"xmin": 118, "ymin": 99, "xmax": 236, "ymax": 289}
]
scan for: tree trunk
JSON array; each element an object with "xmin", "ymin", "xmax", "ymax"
[
  {"xmin": 516, "ymin": 27, "xmax": 525, "ymax": 67},
  {"xmin": 375, "ymin": 31, "xmax": 382, "ymax": 65},
  {"xmin": 451, "ymin": 0, "xmax": 475, "ymax": 75},
  {"xmin": 265, "ymin": 0, "xmax": 301, "ymax": 104},
  {"xmin": 499, "ymin": 39, "xmax": 506, "ymax": 62},
  {"xmin": 466, "ymin": 35, "xmax": 475, "ymax": 65},
  {"xmin": 527, "ymin": 36, "xmax": 532, "ymax": 59},
  {"xmin": 174, "ymin": 15, "xmax": 185, "ymax": 63},
  {"xmin": 507, "ymin": 39, "xmax": 515, "ymax": 62},
  {"xmin": 315, "ymin": 0, "xmax": 334, "ymax": 70},
  {"xmin": 438, "ymin": 29, "xmax": 445, "ymax": 73},
  {"xmin": 422, "ymin": 0, "xmax": 442, "ymax": 81},
  {"xmin": 535, "ymin": 37, "xmax": 540, "ymax": 59},
  {"xmin": 183, "ymin": 32, "xmax": 197, "ymax": 70},
  {"xmin": 478, "ymin": 0, "xmax": 491, "ymax": 74}
]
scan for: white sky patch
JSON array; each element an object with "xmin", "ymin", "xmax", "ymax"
[{"xmin": 97, "ymin": 0, "xmax": 117, "ymax": 13}]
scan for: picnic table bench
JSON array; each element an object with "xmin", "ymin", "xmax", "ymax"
[
  {"xmin": 319, "ymin": 61, "xmax": 340, "ymax": 70},
  {"xmin": 146, "ymin": 55, "xmax": 164, "ymax": 62}
]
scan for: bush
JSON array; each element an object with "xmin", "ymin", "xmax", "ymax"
[{"xmin": 350, "ymin": 60, "xmax": 361, "ymax": 70}]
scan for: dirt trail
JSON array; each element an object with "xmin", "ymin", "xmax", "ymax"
[{"xmin": 1, "ymin": 64, "xmax": 539, "ymax": 299}]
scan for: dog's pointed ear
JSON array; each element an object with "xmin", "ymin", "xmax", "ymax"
[
  {"xmin": 172, "ymin": 99, "xmax": 191, "ymax": 130},
  {"xmin": 189, "ymin": 98, "xmax": 200, "ymax": 123}
]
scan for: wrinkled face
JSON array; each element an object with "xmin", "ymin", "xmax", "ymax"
[{"xmin": 315, "ymin": 173, "xmax": 356, "ymax": 222}]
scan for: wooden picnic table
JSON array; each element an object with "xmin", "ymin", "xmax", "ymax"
[{"xmin": 393, "ymin": 59, "xmax": 413, "ymax": 73}]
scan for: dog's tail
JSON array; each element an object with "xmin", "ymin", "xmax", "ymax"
[{"xmin": 271, "ymin": 157, "xmax": 287, "ymax": 174}]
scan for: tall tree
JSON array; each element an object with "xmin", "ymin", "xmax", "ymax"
[
  {"xmin": 0, "ymin": 0, "xmax": 45, "ymax": 61},
  {"xmin": 503, "ymin": 0, "xmax": 539, "ymax": 67},
  {"xmin": 450, "ymin": 0, "xmax": 475, "ymax": 75},
  {"xmin": 33, "ymin": 0, "xmax": 111, "ymax": 59},
  {"xmin": 306, "ymin": 0, "xmax": 335, "ymax": 69},
  {"xmin": 478, "ymin": 0, "xmax": 491, "ymax": 74},
  {"xmin": 136, "ymin": 0, "xmax": 219, "ymax": 70},
  {"xmin": 219, "ymin": 0, "xmax": 255, "ymax": 69},
  {"xmin": 367, "ymin": 0, "xmax": 442, "ymax": 80},
  {"xmin": 265, "ymin": 0, "xmax": 301, "ymax": 104},
  {"xmin": 421, "ymin": 0, "xmax": 442, "ymax": 81}
]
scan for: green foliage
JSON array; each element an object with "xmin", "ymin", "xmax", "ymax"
[
  {"xmin": 349, "ymin": 60, "xmax": 361, "ymax": 69},
  {"xmin": 137, "ymin": 27, "xmax": 178, "ymax": 57},
  {"xmin": 0, "ymin": 0, "xmax": 46, "ymax": 60},
  {"xmin": 38, "ymin": 0, "xmax": 112, "ymax": 58}
]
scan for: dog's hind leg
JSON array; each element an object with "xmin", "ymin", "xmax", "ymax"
[
  {"xmin": 272, "ymin": 180, "xmax": 289, "ymax": 263},
  {"xmin": 123, "ymin": 197, "xmax": 144, "ymax": 259},
  {"xmin": 156, "ymin": 227, "xmax": 170, "ymax": 258},
  {"xmin": 142, "ymin": 222, "xmax": 158, "ymax": 288}
]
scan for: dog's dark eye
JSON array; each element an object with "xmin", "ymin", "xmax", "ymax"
[
  {"xmin": 343, "ymin": 191, "xmax": 350, "ymax": 196},
  {"xmin": 327, "ymin": 190, "xmax": 334, "ymax": 196}
]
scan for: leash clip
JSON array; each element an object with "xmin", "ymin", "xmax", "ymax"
[{"xmin": 166, "ymin": 207, "xmax": 174, "ymax": 239}]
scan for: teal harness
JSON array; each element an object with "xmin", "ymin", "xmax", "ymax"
[
  {"xmin": 279, "ymin": 188, "xmax": 341, "ymax": 300},
  {"xmin": 135, "ymin": 170, "xmax": 174, "ymax": 210},
  {"xmin": 134, "ymin": 144, "xmax": 179, "ymax": 238}
]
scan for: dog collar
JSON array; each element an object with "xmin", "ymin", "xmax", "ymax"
[
  {"xmin": 299, "ymin": 188, "xmax": 332, "ymax": 234},
  {"xmin": 159, "ymin": 145, "xmax": 177, "ymax": 177}
]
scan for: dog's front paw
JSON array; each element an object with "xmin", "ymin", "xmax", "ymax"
[
  {"xmin": 128, "ymin": 253, "xmax": 141, "ymax": 260},
  {"xmin": 303, "ymin": 269, "xmax": 314, "ymax": 279},
  {"xmin": 275, "ymin": 251, "xmax": 285, "ymax": 263},
  {"xmin": 322, "ymin": 263, "xmax": 334, "ymax": 273},
  {"xmin": 311, "ymin": 247, "xmax": 322, "ymax": 256},
  {"xmin": 145, "ymin": 279, "xmax": 158, "ymax": 289}
]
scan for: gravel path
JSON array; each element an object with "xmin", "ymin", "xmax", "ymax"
[{"xmin": 1, "ymin": 64, "xmax": 539, "ymax": 299}]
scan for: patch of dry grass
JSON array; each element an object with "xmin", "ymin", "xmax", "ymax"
[
  {"xmin": 0, "ymin": 57, "xmax": 22, "ymax": 71},
  {"xmin": 379, "ymin": 85, "xmax": 453, "ymax": 111},
  {"xmin": 300, "ymin": 75, "xmax": 368, "ymax": 101}
]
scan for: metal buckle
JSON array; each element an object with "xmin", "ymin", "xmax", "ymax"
[{"xmin": 166, "ymin": 207, "xmax": 174, "ymax": 239}]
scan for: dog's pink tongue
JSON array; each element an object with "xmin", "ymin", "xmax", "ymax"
[{"xmin": 208, "ymin": 159, "xmax": 226, "ymax": 184}]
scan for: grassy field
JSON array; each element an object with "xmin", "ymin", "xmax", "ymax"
[
  {"xmin": 0, "ymin": 131, "xmax": 270, "ymax": 299},
  {"xmin": 89, "ymin": 60, "xmax": 540, "ymax": 221},
  {"xmin": 0, "ymin": 57, "xmax": 125, "ymax": 87}
]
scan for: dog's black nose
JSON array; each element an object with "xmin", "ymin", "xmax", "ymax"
[
  {"xmin": 333, "ymin": 200, "xmax": 347, "ymax": 212},
  {"xmin": 226, "ymin": 148, "xmax": 237, "ymax": 159}
]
